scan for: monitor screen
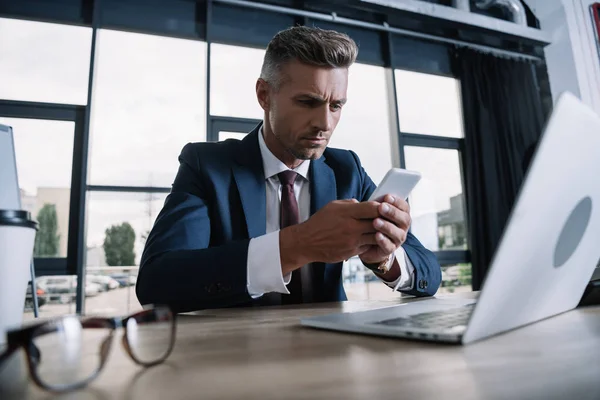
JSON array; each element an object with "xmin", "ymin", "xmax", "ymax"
[{"xmin": 0, "ymin": 124, "xmax": 21, "ymax": 210}]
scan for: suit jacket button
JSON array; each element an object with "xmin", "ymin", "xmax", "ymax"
[
  {"xmin": 418, "ymin": 280, "xmax": 425, "ymax": 289},
  {"xmin": 423, "ymin": 280, "xmax": 428, "ymax": 288}
]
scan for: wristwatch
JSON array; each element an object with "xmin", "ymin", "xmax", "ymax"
[{"xmin": 362, "ymin": 254, "xmax": 392, "ymax": 274}]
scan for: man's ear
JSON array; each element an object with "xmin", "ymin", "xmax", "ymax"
[{"xmin": 256, "ymin": 78, "xmax": 271, "ymax": 111}]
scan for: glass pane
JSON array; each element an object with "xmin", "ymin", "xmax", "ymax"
[
  {"xmin": 395, "ymin": 70, "xmax": 464, "ymax": 138},
  {"xmin": 344, "ymin": 261, "xmax": 473, "ymax": 299},
  {"xmin": 0, "ymin": 18, "xmax": 92, "ymax": 105},
  {"xmin": 210, "ymin": 44, "xmax": 265, "ymax": 119},
  {"xmin": 84, "ymin": 191, "xmax": 167, "ymax": 315},
  {"xmin": 23, "ymin": 276, "xmax": 79, "ymax": 321},
  {"xmin": 88, "ymin": 29, "xmax": 206, "ymax": 187},
  {"xmin": 404, "ymin": 146, "xmax": 467, "ymax": 252},
  {"xmin": 343, "ymin": 256, "xmax": 403, "ymax": 301},
  {"xmin": 23, "ymin": 271, "xmax": 139, "ymax": 321},
  {"xmin": 328, "ymin": 63, "xmax": 394, "ymax": 186},
  {"xmin": 218, "ymin": 131, "xmax": 247, "ymax": 141},
  {"xmin": 439, "ymin": 264, "xmax": 472, "ymax": 293},
  {"xmin": 0, "ymin": 117, "xmax": 73, "ymax": 258}
]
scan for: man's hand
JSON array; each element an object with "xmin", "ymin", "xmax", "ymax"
[
  {"xmin": 279, "ymin": 199, "xmax": 380, "ymax": 274},
  {"xmin": 359, "ymin": 194, "xmax": 411, "ymax": 266}
]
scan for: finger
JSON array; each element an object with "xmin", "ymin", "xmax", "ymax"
[
  {"xmin": 378, "ymin": 203, "xmax": 411, "ymax": 231},
  {"xmin": 375, "ymin": 232, "xmax": 397, "ymax": 255},
  {"xmin": 383, "ymin": 194, "xmax": 410, "ymax": 214},
  {"xmin": 356, "ymin": 219, "xmax": 377, "ymax": 234},
  {"xmin": 373, "ymin": 218, "xmax": 406, "ymax": 247},
  {"xmin": 359, "ymin": 233, "xmax": 378, "ymax": 247},
  {"xmin": 336, "ymin": 198, "xmax": 360, "ymax": 204},
  {"xmin": 350, "ymin": 201, "xmax": 380, "ymax": 220}
]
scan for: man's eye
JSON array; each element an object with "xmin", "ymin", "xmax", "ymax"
[{"xmin": 331, "ymin": 103, "xmax": 343, "ymax": 111}]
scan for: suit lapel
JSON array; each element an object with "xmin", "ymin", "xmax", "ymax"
[
  {"xmin": 232, "ymin": 125, "xmax": 267, "ymax": 238},
  {"xmin": 309, "ymin": 154, "xmax": 337, "ymax": 215}
]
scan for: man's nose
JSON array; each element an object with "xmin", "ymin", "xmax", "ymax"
[{"xmin": 311, "ymin": 105, "xmax": 334, "ymax": 133}]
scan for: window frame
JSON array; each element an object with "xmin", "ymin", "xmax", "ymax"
[{"xmin": 0, "ymin": 100, "xmax": 87, "ymax": 277}]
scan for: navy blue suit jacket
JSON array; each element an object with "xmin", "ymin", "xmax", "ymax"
[{"xmin": 136, "ymin": 125, "xmax": 441, "ymax": 313}]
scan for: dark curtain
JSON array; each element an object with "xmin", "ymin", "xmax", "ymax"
[{"xmin": 452, "ymin": 47, "xmax": 545, "ymax": 290}]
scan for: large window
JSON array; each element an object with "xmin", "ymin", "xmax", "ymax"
[
  {"xmin": 210, "ymin": 43, "xmax": 265, "ymax": 120},
  {"xmin": 395, "ymin": 70, "xmax": 464, "ymax": 138},
  {"xmin": 0, "ymin": 117, "xmax": 75, "ymax": 258},
  {"xmin": 395, "ymin": 69, "xmax": 470, "ymax": 293},
  {"xmin": 84, "ymin": 29, "xmax": 207, "ymax": 315},
  {"xmin": 88, "ymin": 29, "xmax": 207, "ymax": 187},
  {"xmin": 0, "ymin": 18, "xmax": 92, "ymax": 105},
  {"xmin": 345, "ymin": 69, "xmax": 470, "ymax": 300}
]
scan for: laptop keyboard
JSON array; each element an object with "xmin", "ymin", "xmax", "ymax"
[{"xmin": 375, "ymin": 303, "xmax": 475, "ymax": 330}]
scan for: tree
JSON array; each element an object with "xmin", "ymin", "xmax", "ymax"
[
  {"xmin": 34, "ymin": 203, "xmax": 60, "ymax": 257},
  {"xmin": 103, "ymin": 222, "xmax": 136, "ymax": 266},
  {"xmin": 458, "ymin": 264, "xmax": 472, "ymax": 286}
]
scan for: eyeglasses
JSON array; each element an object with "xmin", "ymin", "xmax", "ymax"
[{"xmin": 0, "ymin": 305, "xmax": 175, "ymax": 392}]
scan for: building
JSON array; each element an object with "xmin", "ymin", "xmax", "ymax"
[{"xmin": 437, "ymin": 194, "xmax": 467, "ymax": 250}]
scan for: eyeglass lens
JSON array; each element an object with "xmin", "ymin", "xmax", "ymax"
[
  {"xmin": 126, "ymin": 308, "xmax": 173, "ymax": 365},
  {"xmin": 31, "ymin": 316, "xmax": 112, "ymax": 390}
]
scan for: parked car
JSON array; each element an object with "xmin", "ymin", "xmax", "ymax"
[
  {"xmin": 87, "ymin": 274, "xmax": 120, "ymax": 291},
  {"xmin": 109, "ymin": 273, "xmax": 137, "ymax": 287},
  {"xmin": 24, "ymin": 281, "xmax": 47, "ymax": 310},
  {"xmin": 36, "ymin": 275, "xmax": 102, "ymax": 303}
]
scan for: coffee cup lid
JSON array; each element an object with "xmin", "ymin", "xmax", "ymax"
[{"xmin": 0, "ymin": 210, "xmax": 38, "ymax": 230}]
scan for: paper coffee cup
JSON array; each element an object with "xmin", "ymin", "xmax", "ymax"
[
  {"xmin": 0, "ymin": 210, "xmax": 37, "ymax": 396},
  {"xmin": 0, "ymin": 210, "xmax": 38, "ymax": 342}
]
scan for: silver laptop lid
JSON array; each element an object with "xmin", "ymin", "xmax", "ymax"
[{"xmin": 463, "ymin": 92, "xmax": 600, "ymax": 344}]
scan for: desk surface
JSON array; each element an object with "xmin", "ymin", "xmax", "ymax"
[{"xmin": 13, "ymin": 292, "xmax": 600, "ymax": 399}]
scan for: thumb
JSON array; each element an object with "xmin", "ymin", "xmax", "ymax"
[{"xmin": 336, "ymin": 198, "xmax": 359, "ymax": 204}]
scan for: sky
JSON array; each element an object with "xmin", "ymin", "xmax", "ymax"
[{"xmin": 0, "ymin": 17, "xmax": 466, "ymax": 264}]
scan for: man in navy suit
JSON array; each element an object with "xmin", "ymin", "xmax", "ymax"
[{"xmin": 136, "ymin": 26, "xmax": 441, "ymax": 313}]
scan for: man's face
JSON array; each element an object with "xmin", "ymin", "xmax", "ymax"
[{"xmin": 257, "ymin": 60, "xmax": 348, "ymax": 164}]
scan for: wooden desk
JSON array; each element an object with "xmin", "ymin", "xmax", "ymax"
[{"xmin": 13, "ymin": 293, "xmax": 600, "ymax": 399}]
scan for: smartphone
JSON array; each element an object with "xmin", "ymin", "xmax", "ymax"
[{"xmin": 368, "ymin": 168, "xmax": 422, "ymax": 202}]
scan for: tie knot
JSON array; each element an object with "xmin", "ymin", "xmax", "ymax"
[{"xmin": 278, "ymin": 170, "xmax": 298, "ymax": 186}]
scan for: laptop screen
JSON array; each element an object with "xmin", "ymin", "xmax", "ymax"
[
  {"xmin": 0, "ymin": 124, "xmax": 21, "ymax": 210},
  {"xmin": 592, "ymin": 264, "xmax": 600, "ymax": 281}
]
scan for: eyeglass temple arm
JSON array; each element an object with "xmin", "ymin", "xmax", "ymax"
[{"xmin": 0, "ymin": 342, "xmax": 19, "ymax": 369}]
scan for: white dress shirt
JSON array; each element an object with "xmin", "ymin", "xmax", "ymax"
[{"xmin": 246, "ymin": 128, "xmax": 415, "ymax": 298}]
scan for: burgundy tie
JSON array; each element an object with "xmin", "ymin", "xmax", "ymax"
[
  {"xmin": 278, "ymin": 171, "xmax": 299, "ymax": 228},
  {"xmin": 278, "ymin": 171, "xmax": 303, "ymax": 303}
]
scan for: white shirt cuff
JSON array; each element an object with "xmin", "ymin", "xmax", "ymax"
[
  {"xmin": 381, "ymin": 246, "xmax": 415, "ymax": 291},
  {"xmin": 247, "ymin": 231, "xmax": 291, "ymax": 298}
]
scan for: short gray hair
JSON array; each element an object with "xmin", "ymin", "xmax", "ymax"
[{"xmin": 260, "ymin": 26, "xmax": 358, "ymax": 89}]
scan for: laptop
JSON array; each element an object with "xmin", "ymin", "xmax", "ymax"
[
  {"xmin": 301, "ymin": 92, "xmax": 600, "ymax": 344},
  {"xmin": 0, "ymin": 124, "xmax": 21, "ymax": 210}
]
